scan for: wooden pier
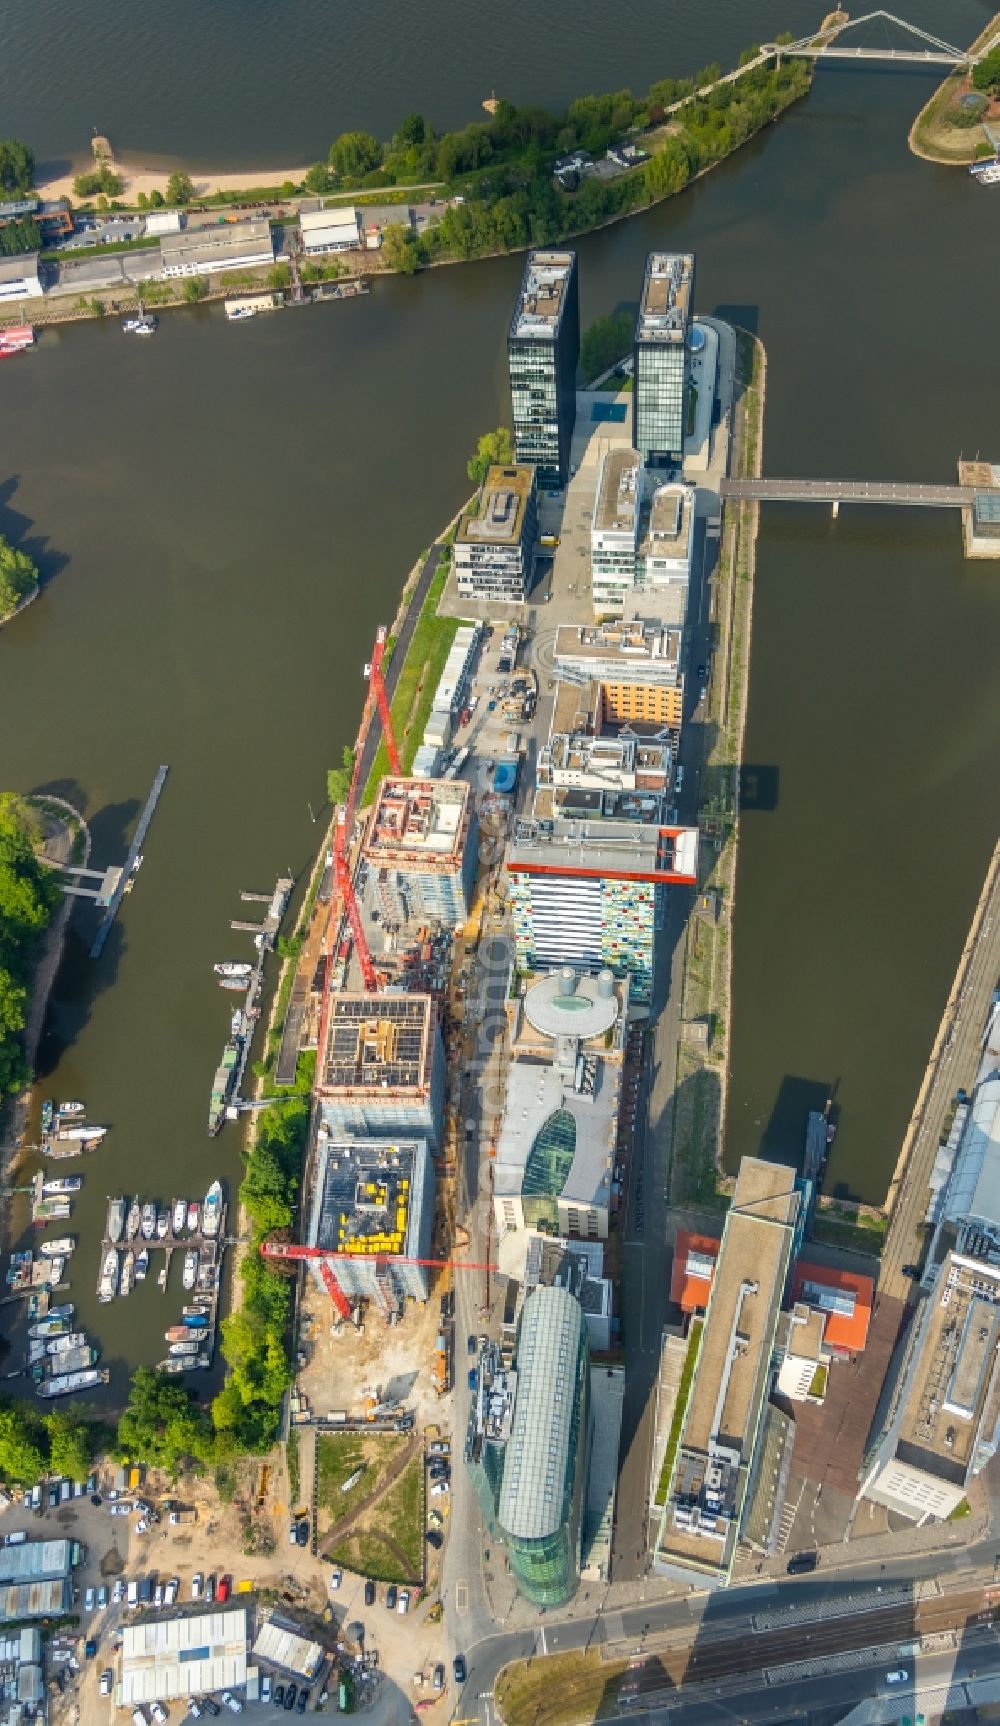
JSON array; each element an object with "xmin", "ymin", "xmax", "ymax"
[
  {"xmin": 89, "ymin": 765, "xmax": 169, "ymax": 958},
  {"xmin": 213, "ymin": 875, "xmax": 294, "ymax": 1121}
]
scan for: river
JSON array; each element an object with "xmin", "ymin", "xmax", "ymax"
[{"xmin": 2, "ymin": 1, "xmax": 999, "ymax": 1395}]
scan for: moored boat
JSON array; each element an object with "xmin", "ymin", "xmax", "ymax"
[
  {"xmin": 46, "ymin": 1256, "xmax": 67, "ymax": 1286},
  {"xmin": 156, "ymin": 1210, "xmax": 169, "ymax": 1240},
  {"xmin": 218, "ymin": 976, "xmax": 248, "ymax": 992},
  {"xmin": 56, "ymin": 1125, "xmax": 107, "ymax": 1143},
  {"xmin": 122, "ymin": 315, "xmax": 157, "ymax": 334},
  {"xmin": 182, "ymin": 1250, "xmax": 198, "ymax": 1291},
  {"xmin": 213, "ymin": 961, "xmax": 251, "ymax": 979},
  {"xmin": 40, "ymin": 1099, "xmax": 54, "ymax": 1133},
  {"xmin": 158, "ymin": 1359, "xmax": 188, "ymax": 1374},
  {"xmin": 0, "ymin": 324, "xmax": 35, "ymax": 358},
  {"xmin": 165, "ymin": 1324, "xmax": 193, "ymax": 1343},
  {"xmin": 168, "ymin": 1339, "xmax": 200, "ymax": 1356},
  {"xmin": 34, "ymin": 1200, "xmax": 72, "ymax": 1221},
  {"xmin": 28, "ymin": 1307, "xmax": 74, "ymax": 1338},
  {"xmin": 182, "ymin": 1311, "xmax": 208, "ymax": 1328},
  {"xmin": 45, "ymin": 1331, "xmax": 88, "ymax": 1356},
  {"xmin": 186, "ymin": 1202, "xmax": 200, "ymax": 1233},
  {"xmin": 202, "ymin": 1181, "xmax": 223, "ymax": 1237},
  {"xmin": 208, "ymin": 1039, "xmax": 241, "ymax": 1135},
  {"xmin": 37, "ymin": 1367, "xmax": 109, "ymax": 1399},
  {"xmin": 172, "ymin": 1198, "xmax": 186, "ymax": 1235},
  {"xmin": 135, "ymin": 1247, "xmax": 150, "ymax": 1281},
  {"xmin": 98, "ymin": 1248, "xmax": 119, "ymax": 1303},
  {"xmin": 56, "ymin": 1101, "xmax": 85, "ymax": 1117},
  {"xmin": 120, "ymin": 1249, "xmax": 135, "ymax": 1296},
  {"xmin": 45, "ymin": 1344, "xmax": 98, "ymax": 1375},
  {"xmin": 125, "ymin": 1199, "xmax": 142, "ymax": 1240},
  {"xmin": 42, "ymin": 1176, "xmax": 82, "ymax": 1196},
  {"xmin": 106, "ymin": 1197, "xmax": 126, "ymax": 1243},
  {"xmin": 40, "ymin": 1237, "xmax": 75, "ymax": 1258},
  {"xmin": 970, "ymin": 155, "xmax": 1000, "ymax": 184},
  {"xmin": 140, "ymin": 1202, "xmax": 156, "ymax": 1240}
]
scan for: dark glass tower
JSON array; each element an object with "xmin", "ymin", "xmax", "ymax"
[{"xmin": 508, "ymin": 251, "xmax": 580, "ymax": 489}]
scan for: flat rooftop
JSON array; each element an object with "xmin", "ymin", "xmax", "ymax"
[
  {"xmin": 458, "ymin": 465, "xmax": 533, "ymax": 545},
  {"xmin": 792, "ymin": 1261, "xmax": 874, "ymax": 1354},
  {"xmin": 509, "ymin": 816, "xmax": 698, "ymax": 885},
  {"xmin": 0, "ymin": 252, "xmax": 39, "ymax": 282},
  {"xmin": 554, "ymin": 619, "xmax": 683, "ymax": 682},
  {"xmin": 893, "ymin": 1250, "xmax": 1000, "ymax": 1480},
  {"xmin": 494, "ymin": 1051, "xmax": 620, "ymax": 1212},
  {"xmin": 510, "ymin": 249, "xmax": 575, "ymax": 340},
  {"xmin": 637, "ymin": 252, "xmax": 693, "ymax": 344},
  {"xmin": 593, "ymin": 448, "xmax": 642, "ymax": 538},
  {"xmin": 320, "ymin": 993, "xmax": 435, "ymax": 1094},
  {"xmin": 639, "ymin": 482, "xmax": 694, "ymax": 562},
  {"xmin": 671, "ymin": 1230, "xmax": 720, "ymax": 1312},
  {"xmin": 120, "ymin": 1608, "xmax": 248, "ymax": 1706},
  {"xmin": 364, "ymin": 777, "xmax": 471, "ymax": 869},
  {"xmin": 309, "ymin": 1136, "xmax": 425, "ymax": 1257},
  {"xmin": 683, "ymin": 1158, "xmax": 798, "ymax": 1457},
  {"xmin": 160, "ymin": 218, "xmax": 273, "ymax": 268}
]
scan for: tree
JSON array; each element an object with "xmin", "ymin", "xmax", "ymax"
[
  {"xmin": 182, "ymin": 275, "xmax": 208, "ymax": 302},
  {"xmin": 45, "ymin": 1410, "xmax": 93, "ymax": 1482},
  {"xmin": 166, "ymin": 171, "xmax": 195, "ymax": 205},
  {"xmin": 326, "ymin": 746, "xmax": 355, "ymax": 807},
  {"xmin": 467, "ymin": 427, "xmax": 514, "ymax": 487},
  {"xmin": 381, "ymin": 222, "xmax": 423, "ymax": 274},
  {"xmin": 0, "ymin": 537, "xmax": 39, "ymax": 620},
  {"xmin": 397, "ymin": 112, "xmax": 427, "ymax": 147},
  {"xmin": 328, "ymin": 131, "xmax": 383, "ymax": 182},
  {"xmin": 0, "ymin": 139, "xmax": 35, "ymax": 196},
  {"xmin": 973, "ymin": 46, "xmax": 1000, "ymax": 94},
  {"xmin": 303, "ymin": 162, "xmax": 333, "ymax": 194},
  {"xmin": 0, "ymin": 1401, "xmax": 47, "ymax": 1484},
  {"xmin": 148, "ymin": 187, "xmax": 166, "ymax": 208},
  {"xmin": 0, "ymin": 217, "xmax": 41, "ymax": 258},
  {"xmin": 117, "ymin": 1367, "xmax": 213, "ymax": 1470},
  {"xmin": 579, "ymin": 309, "xmax": 635, "ymax": 384},
  {"xmin": 71, "ymin": 165, "xmax": 124, "ymax": 198}
]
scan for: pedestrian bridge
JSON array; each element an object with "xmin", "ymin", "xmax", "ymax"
[
  {"xmin": 720, "ymin": 478, "xmax": 975, "ymax": 508},
  {"xmin": 763, "ymin": 10, "xmax": 986, "ymax": 68}
]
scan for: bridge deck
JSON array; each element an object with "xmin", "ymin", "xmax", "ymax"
[{"xmin": 720, "ymin": 478, "xmax": 975, "ymax": 507}]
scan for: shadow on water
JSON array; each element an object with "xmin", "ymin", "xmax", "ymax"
[
  {"xmin": 756, "ymin": 1072, "xmax": 835, "ymax": 1166},
  {"xmin": 715, "ymin": 301, "xmax": 759, "ymax": 339},
  {"xmin": 0, "ymin": 476, "xmax": 70, "ymax": 591},
  {"xmin": 739, "ymin": 764, "xmax": 780, "ymax": 812}
]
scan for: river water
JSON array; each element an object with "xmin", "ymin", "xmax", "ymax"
[{"xmin": 2, "ymin": 1, "xmax": 999, "ymax": 1392}]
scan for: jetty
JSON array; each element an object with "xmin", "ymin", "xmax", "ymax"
[
  {"xmin": 98, "ymin": 1197, "xmax": 228, "ymax": 1371},
  {"xmin": 89, "ymin": 764, "xmax": 169, "ymax": 958}
]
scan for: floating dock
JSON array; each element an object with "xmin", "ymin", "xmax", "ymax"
[
  {"xmin": 89, "ymin": 765, "xmax": 169, "ymax": 958},
  {"xmin": 211, "ymin": 875, "xmax": 294, "ymax": 1126}
]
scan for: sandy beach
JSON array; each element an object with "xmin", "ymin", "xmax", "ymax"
[{"xmin": 35, "ymin": 160, "xmax": 314, "ymax": 204}]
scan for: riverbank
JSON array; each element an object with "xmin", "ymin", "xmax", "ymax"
[
  {"xmin": 908, "ymin": 10, "xmax": 1000, "ymax": 165},
  {"xmin": 0, "ymin": 796, "xmax": 90, "ymax": 1254},
  {"xmin": 34, "ymin": 159, "xmax": 316, "ymax": 205},
  {"xmin": 668, "ymin": 330, "xmax": 765, "ymax": 1209}
]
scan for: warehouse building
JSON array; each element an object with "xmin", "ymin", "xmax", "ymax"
[
  {"xmin": 0, "ymin": 1538, "xmax": 76, "ymax": 1617},
  {"xmin": 298, "ymin": 205, "xmax": 361, "ymax": 253},
  {"xmin": 362, "ymin": 777, "xmax": 478, "ymax": 929},
  {"xmin": 252, "ymin": 1615, "xmax": 327, "ymax": 1684},
  {"xmin": 655, "ymin": 1158, "xmax": 800, "ymax": 1588},
  {"xmin": 0, "ymin": 1626, "xmax": 42, "ymax": 1720},
  {"xmin": 306, "ymin": 1134, "xmax": 435, "ymax": 1306},
  {"xmin": 317, "ymin": 993, "xmax": 445, "ymax": 1146},
  {"xmin": 455, "ymin": 464, "xmax": 538, "ymax": 603},
  {"xmin": 0, "ymin": 253, "xmax": 42, "ymax": 301},
  {"xmin": 160, "ymin": 218, "xmax": 274, "ymax": 277},
  {"xmin": 119, "ymin": 1608, "xmax": 249, "ymax": 1706}
]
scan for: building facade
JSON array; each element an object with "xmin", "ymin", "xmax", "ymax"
[
  {"xmin": 591, "ymin": 448, "xmax": 642, "ymax": 612},
  {"xmin": 362, "ymin": 777, "xmax": 478, "ymax": 929},
  {"xmin": 466, "ymin": 1286, "xmax": 592, "ymax": 1607},
  {"xmin": 455, "ymin": 464, "xmax": 538, "ymax": 603},
  {"xmin": 554, "ymin": 620, "xmax": 685, "ymax": 732},
  {"xmin": 634, "ymin": 253, "xmax": 694, "ymax": 468},
  {"xmin": 508, "ymin": 251, "xmax": 580, "ymax": 488},
  {"xmin": 159, "ymin": 219, "xmax": 274, "ymax": 278},
  {"xmin": 317, "ymin": 993, "xmax": 445, "ymax": 1146}
]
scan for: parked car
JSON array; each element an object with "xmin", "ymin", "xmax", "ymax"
[
  {"xmin": 153, "ymin": 1583, "xmax": 164, "ymax": 1609},
  {"xmin": 191, "ymin": 1572, "xmax": 203, "ymax": 1599},
  {"xmin": 902, "ymin": 1263, "xmax": 921, "ymax": 1279},
  {"xmin": 364, "ymin": 1579, "xmax": 376, "ymax": 1607},
  {"xmin": 433, "ymin": 1666, "xmax": 445, "ymax": 1692},
  {"xmin": 428, "ymin": 1440, "xmax": 450, "ymax": 1456},
  {"xmin": 429, "ymin": 1463, "xmax": 449, "ymax": 1482},
  {"xmin": 453, "ymin": 1656, "xmax": 467, "ymax": 1685},
  {"xmin": 297, "ymin": 1692, "xmax": 309, "ymax": 1715},
  {"xmin": 260, "ymin": 1674, "xmax": 272, "ymax": 1704},
  {"xmin": 386, "ymin": 1585, "xmax": 397, "ymax": 1611},
  {"xmin": 189, "ymin": 1704, "xmax": 204, "ymax": 1720},
  {"xmin": 217, "ymin": 1575, "xmax": 231, "ymax": 1603},
  {"xmin": 85, "ymin": 1638, "xmax": 97, "ymax": 1659},
  {"xmin": 84, "ymin": 1587, "xmax": 95, "ymax": 1611},
  {"xmin": 426, "ymin": 1529, "xmax": 443, "ymax": 1550},
  {"xmin": 274, "ymin": 1687, "xmax": 286, "ymax": 1709},
  {"xmin": 113, "ymin": 1578, "xmax": 126, "ymax": 1603},
  {"xmin": 288, "ymin": 1521, "xmax": 299, "ymax": 1546},
  {"xmin": 786, "ymin": 1551, "xmax": 818, "ymax": 1575},
  {"xmin": 296, "ymin": 1519, "xmax": 309, "ymax": 1546},
  {"xmin": 111, "ymin": 1503, "xmax": 130, "ymax": 1517},
  {"xmin": 467, "ymin": 1334, "xmax": 476, "ymax": 1356},
  {"xmin": 430, "ymin": 1480, "xmax": 450, "ymax": 1497},
  {"xmin": 200, "ymin": 1702, "xmax": 220, "ymax": 1718},
  {"xmin": 283, "ymin": 1684, "xmax": 297, "ymax": 1712},
  {"xmin": 204, "ymin": 1574, "xmax": 215, "ymax": 1604},
  {"xmin": 164, "ymin": 1577, "xmax": 179, "ymax": 1607},
  {"xmin": 885, "ymin": 1670, "xmax": 909, "ymax": 1686},
  {"xmin": 151, "ymin": 1705, "xmax": 168, "ymax": 1726},
  {"xmin": 48, "ymin": 1482, "xmax": 60, "ymax": 1509},
  {"xmin": 97, "ymin": 1584, "xmax": 109, "ymax": 1608},
  {"xmin": 3, "ymin": 1531, "xmax": 25, "ymax": 1547},
  {"xmin": 99, "ymin": 1670, "xmax": 113, "ymax": 1696},
  {"xmin": 330, "ymin": 1568, "xmax": 342, "ymax": 1591},
  {"xmin": 221, "ymin": 1694, "xmax": 243, "ymax": 1715},
  {"xmin": 397, "ymin": 1589, "xmax": 410, "ymax": 1615}
]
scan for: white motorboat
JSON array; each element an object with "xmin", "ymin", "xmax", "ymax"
[
  {"xmin": 98, "ymin": 1248, "xmax": 119, "ymax": 1303},
  {"xmin": 182, "ymin": 1250, "xmax": 198, "ymax": 1291},
  {"xmin": 171, "ymin": 1198, "xmax": 186, "ymax": 1234},
  {"xmin": 120, "ymin": 1250, "xmax": 135, "ymax": 1296},
  {"xmin": 202, "ymin": 1181, "xmax": 223, "ymax": 1237},
  {"xmin": 40, "ymin": 1237, "xmax": 75, "ymax": 1258}
]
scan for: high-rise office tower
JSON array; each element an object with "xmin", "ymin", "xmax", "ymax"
[
  {"xmin": 633, "ymin": 252, "xmax": 695, "ymax": 468},
  {"xmin": 508, "ymin": 250, "xmax": 580, "ymax": 488}
]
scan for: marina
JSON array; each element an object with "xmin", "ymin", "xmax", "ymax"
[
  {"xmin": 94, "ymin": 1182, "xmax": 227, "ymax": 1373},
  {"xmin": 208, "ymin": 874, "xmax": 293, "ymax": 1134}
]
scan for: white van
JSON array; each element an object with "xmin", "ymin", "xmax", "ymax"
[{"xmin": 127, "ymin": 1580, "xmax": 139, "ymax": 1608}]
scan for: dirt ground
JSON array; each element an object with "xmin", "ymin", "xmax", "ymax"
[{"xmin": 296, "ymin": 1270, "xmax": 451, "ymax": 1433}]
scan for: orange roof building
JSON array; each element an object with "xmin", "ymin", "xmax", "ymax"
[
  {"xmin": 792, "ymin": 1261, "xmax": 873, "ymax": 1356},
  {"xmin": 670, "ymin": 1230, "xmax": 720, "ymax": 1312}
]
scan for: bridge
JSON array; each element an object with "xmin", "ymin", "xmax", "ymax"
[
  {"xmin": 763, "ymin": 11, "xmax": 981, "ymax": 68},
  {"xmin": 720, "ymin": 478, "xmax": 975, "ymax": 508}
]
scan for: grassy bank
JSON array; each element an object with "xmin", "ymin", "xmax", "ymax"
[
  {"xmin": 496, "ymin": 1651, "xmax": 628, "ymax": 1726},
  {"xmin": 669, "ymin": 331, "xmax": 764, "ymax": 1207},
  {"xmin": 909, "ymin": 12, "xmax": 1000, "ymax": 164},
  {"xmin": 363, "ymin": 554, "xmax": 466, "ymax": 801}
]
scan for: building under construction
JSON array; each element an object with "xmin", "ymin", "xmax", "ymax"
[
  {"xmin": 362, "ymin": 777, "xmax": 478, "ymax": 930},
  {"xmin": 316, "ymin": 992, "xmax": 445, "ymax": 1147},
  {"xmin": 306, "ymin": 1135, "xmax": 435, "ymax": 1306}
]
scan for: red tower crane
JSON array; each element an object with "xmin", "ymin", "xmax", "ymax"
[
  {"xmin": 368, "ymin": 625, "xmax": 402, "ymax": 779},
  {"xmin": 262, "ymin": 1240, "xmax": 498, "ymax": 1273}
]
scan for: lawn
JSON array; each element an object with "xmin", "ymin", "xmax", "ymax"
[
  {"xmin": 654, "ymin": 1318, "xmax": 703, "ymax": 1506},
  {"xmin": 495, "ymin": 1651, "xmax": 628, "ymax": 1726},
  {"xmin": 363, "ymin": 558, "xmax": 469, "ymax": 801},
  {"xmin": 327, "ymin": 1449, "xmax": 425, "ymax": 1585},
  {"xmin": 315, "ymin": 1431, "xmax": 401, "ymax": 1523}
]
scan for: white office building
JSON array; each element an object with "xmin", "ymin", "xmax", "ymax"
[{"xmin": 591, "ymin": 448, "xmax": 642, "ymax": 613}]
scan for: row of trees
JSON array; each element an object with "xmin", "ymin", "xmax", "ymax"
[
  {"xmin": 0, "ymin": 793, "xmax": 59, "ymax": 1101},
  {"xmin": 0, "ymin": 1403, "xmax": 97, "ymax": 1485},
  {"xmin": 972, "ymin": 46, "xmax": 1000, "ymax": 94},
  {"xmin": 0, "ymin": 216, "xmax": 40, "ymax": 257},
  {"xmin": 579, "ymin": 309, "xmax": 635, "ymax": 384},
  {"xmin": 377, "ymin": 55, "xmax": 810, "ymax": 272},
  {"xmin": 0, "ymin": 139, "xmax": 34, "ymax": 197}
]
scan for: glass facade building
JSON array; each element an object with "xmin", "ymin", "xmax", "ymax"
[
  {"xmin": 464, "ymin": 1286, "xmax": 592, "ymax": 1609},
  {"xmin": 634, "ymin": 253, "xmax": 695, "ymax": 469},
  {"xmin": 508, "ymin": 251, "xmax": 580, "ymax": 489}
]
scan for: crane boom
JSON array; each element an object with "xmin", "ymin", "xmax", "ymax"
[
  {"xmin": 262, "ymin": 1239, "xmax": 497, "ymax": 1272},
  {"xmin": 369, "ymin": 625, "xmax": 402, "ymax": 778}
]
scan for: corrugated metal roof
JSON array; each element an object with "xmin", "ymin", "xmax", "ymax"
[
  {"xmin": 252, "ymin": 1617, "xmax": 325, "ymax": 1680},
  {"xmin": 120, "ymin": 1608, "xmax": 248, "ymax": 1704},
  {"xmin": 0, "ymin": 1539, "xmax": 73, "ymax": 1584}
]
